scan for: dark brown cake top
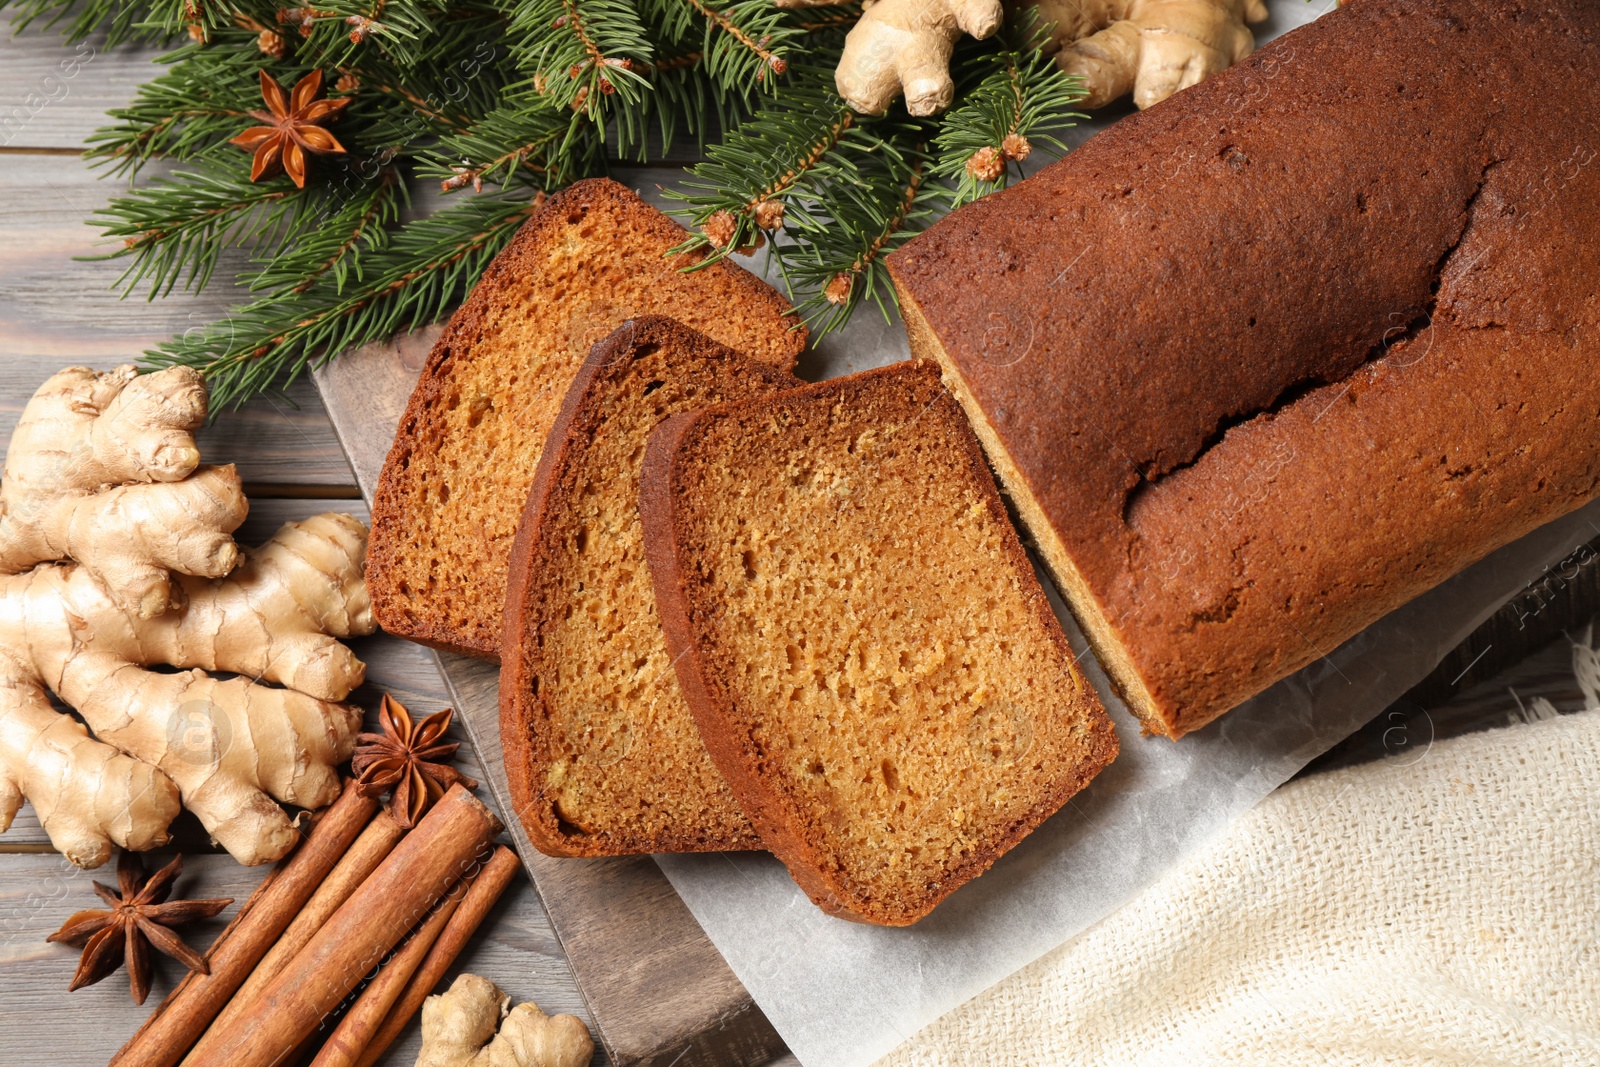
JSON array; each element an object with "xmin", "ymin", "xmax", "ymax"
[{"xmin": 889, "ymin": 0, "xmax": 1599, "ymax": 595}]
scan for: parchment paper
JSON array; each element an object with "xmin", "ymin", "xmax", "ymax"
[{"xmin": 641, "ymin": 4, "xmax": 1600, "ymax": 1064}]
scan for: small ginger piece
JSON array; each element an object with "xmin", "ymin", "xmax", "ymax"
[
  {"xmin": 832, "ymin": 0, "xmax": 1004, "ymax": 115},
  {"xmin": 1033, "ymin": 0, "xmax": 1268, "ymax": 109},
  {"xmin": 0, "ymin": 365, "xmax": 246, "ymax": 618},
  {"xmin": 0, "ymin": 366, "xmax": 375, "ymax": 868},
  {"xmin": 815, "ymin": 0, "xmax": 1266, "ymax": 116},
  {"xmin": 417, "ymin": 974, "xmax": 593, "ymax": 1067}
]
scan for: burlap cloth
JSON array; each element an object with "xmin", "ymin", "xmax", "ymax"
[{"xmin": 876, "ymin": 709, "xmax": 1600, "ymax": 1066}]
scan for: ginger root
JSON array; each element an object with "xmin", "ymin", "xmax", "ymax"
[
  {"xmin": 0, "ymin": 366, "xmax": 375, "ymax": 868},
  {"xmin": 417, "ymin": 974, "xmax": 593, "ymax": 1067},
  {"xmin": 1033, "ymin": 0, "xmax": 1268, "ymax": 109},
  {"xmin": 815, "ymin": 0, "xmax": 1267, "ymax": 115},
  {"xmin": 0, "ymin": 365, "xmax": 247, "ymax": 617},
  {"xmin": 827, "ymin": 0, "xmax": 1004, "ymax": 116}
]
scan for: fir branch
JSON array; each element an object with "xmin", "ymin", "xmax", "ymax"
[
  {"xmin": 277, "ymin": 0, "xmax": 443, "ymax": 70},
  {"xmin": 1, "ymin": 0, "xmax": 153, "ymax": 45},
  {"xmin": 82, "ymin": 35, "xmax": 266, "ymax": 175},
  {"xmin": 614, "ymin": 45, "xmax": 741, "ymax": 160},
  {"xmin": 665, "ymin": 67, "xmax": 860, "ymax": 263},
  {"xmin": 251, "ymin": 165, "xmax": 402, "ymax": 292},
  {"xmin": 644, "ymin": 0, "xmax": 798, "ymax": 93},
  {"xmin": 141, "ymin": 190, "xmax": 544, "ymax": 408},
  {"xmin": 145, "ymin": 0, "xmax": 250, "ymax": 38},
  {"xmin": 10, "ymin": 0, "xmax": 1091, "ymax": 411},
  {"xmin": 785, "ymin": 141, "xmax": 936, "ymax": 335},
  {"xmin": 931, "ymin": 16, "xmax": 1085, "ymax": 207},
  {"xmin": 787, "ymin": 3, "xmax": 861, "ymax": 37},
  {"xmin": 418, "ymin": 92, "xmax": 580, "ymax": 191},
  {"xmin": 511, "ymin": 0, "xmax": 654, "ymax": 116},
  {"xmin": 92, "ymin": 161, "xmax": 305, "ymax": 297},
  {"xmin": 357, "ymin": 72, "xmax": 472, "ymax": 131}
]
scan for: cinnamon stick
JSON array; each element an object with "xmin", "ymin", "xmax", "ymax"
[
  {"xmin": 112, "ymin": 780, "xmax": 380, "ymax": 1067},
  {"xmin": 192, "ymin": 808, "xmax": 409, "ymax": 1052},
  {"xmin": 182, "ymin": 785, "xmax": 502, "ymax": 1067},
  {"xmin": 352, "ymin": 846, "xmax": 521, "ymax": 1067},
  {"xmin": 305, "ymin": 872, "xmax": 474, "ymax": 1067}
]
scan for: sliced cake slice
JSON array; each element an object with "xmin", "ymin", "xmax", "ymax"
[
  {"xmin": 367, "ymin": 178, "xmax": 806, "ymax": 661},
  {"xmin": 501, "ymin": 317, "xmax": 802, "ymax": 856},
  {"xmin": 640, "ymin": 359, "xmax": 1118, "ymax": 925}
]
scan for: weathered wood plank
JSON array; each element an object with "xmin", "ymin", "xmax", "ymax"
[
  {"xmin": 0, "ymin": 25, "xmax": 164, "ymax": 150},
  {"xmin": 0, "ymin": 849, "xmax": 600, "ymax": 1066},
  {"xmin": 0, "ymin": 153, "xmax": 355, "ymax": 486}
]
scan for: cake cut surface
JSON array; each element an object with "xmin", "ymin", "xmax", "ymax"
[
  {"xmin": 501, "ymin": 317, "xmax": 802, "ymax": 856},
  {"xmin": 889, "ymin": 0, "xmax": 1600, "ymax": 737},
  {"xmin": 366, "ymin": 179, "xmax": 806, "ymax": 660},
  {"xmin": 641, "ymin": 360, "xmax": 1118, "ymax": 925}
]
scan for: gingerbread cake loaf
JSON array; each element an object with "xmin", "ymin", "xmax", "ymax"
[
  {"xmin": 367, "ymin": 179, "xmax": 805, "ymax": 660},
  {"xmin": 640, "ymin": 361, "xmax": 1117, "ymax": 925},
  {"xmin": 888, "ymin": 0, "xmax": 1600, "ymax": 738},
  {"xmin": 500, "ymin": 317, "xmax": 801, "ymax": 856}
]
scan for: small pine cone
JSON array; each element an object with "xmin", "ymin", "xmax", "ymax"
[
  {"xmin": 702, "ymin": 210, "xmax": 739, "ymax": 249},
  {"xmin": 187, "ymin": 21, "xmax": 205, "ymax": 41},
  {"xmin": 966, "ymin": 146, "xmax": 1005, "ymax": 183},
  {"xmin": 441, "ymin": 167, "xmax": 482, "ymax": 193},
  {"xmin": 258, "ymin": 29, "xmax": 287, "ymax": 58},
  {"xmin": 825, "ymin": 272, "xmax": 853, "ymax": 306},
  {"xmin": 336, "ymin": 72, "xmax": 360, "ymax": 93},
  {"xmin": 702, "ymin": 210, "xmax": 765, "ymax": 254},
  {"xmin": 752, "ymin": 199, "xmax": 784, "ymax": 232},
  {"xmin": 768, "ymin": 54, "xmax": 788, "ymax": 76},
  {"xmin": 1001, "ymin": 133, "xmax": 1031, "ymax": 162}
]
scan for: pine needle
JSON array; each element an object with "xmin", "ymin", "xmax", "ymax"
[{"xmin": 6, "ymin": 0, "xmax": 1088, "ymax": 407}]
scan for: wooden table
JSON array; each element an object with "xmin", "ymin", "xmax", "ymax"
[
  {"xmin": 0, "ymin": 24, "xmax": 616, "ymax": 1066},
  {"xmin": 2, "ymin": 23, "xmax": 1595, "ymax": 1067}
]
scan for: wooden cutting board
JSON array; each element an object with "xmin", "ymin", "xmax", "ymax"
[
  {"xmin": 313, "ymin": 330, "xmax": 789, "ymax": 1067},
  {"xmin": 314, "ymin": 326, "xmax": 1600, "ymax": 1067}
]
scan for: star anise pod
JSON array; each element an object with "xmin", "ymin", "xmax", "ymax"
[
  {"xmin": 230, "ymin": 68, "xmax": 349, "ymax": 188},
  {"xmin": 46, "ymin": 852, "xmax": 232, "ymax": 1005},
  {"xmin": 352, "ymin": 694, "xmax": 478, "ymax": 828}
]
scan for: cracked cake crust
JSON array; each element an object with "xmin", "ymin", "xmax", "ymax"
[{"xmin": 888, "ymin": 0, "xmax": 1600, "ymax": 737}]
